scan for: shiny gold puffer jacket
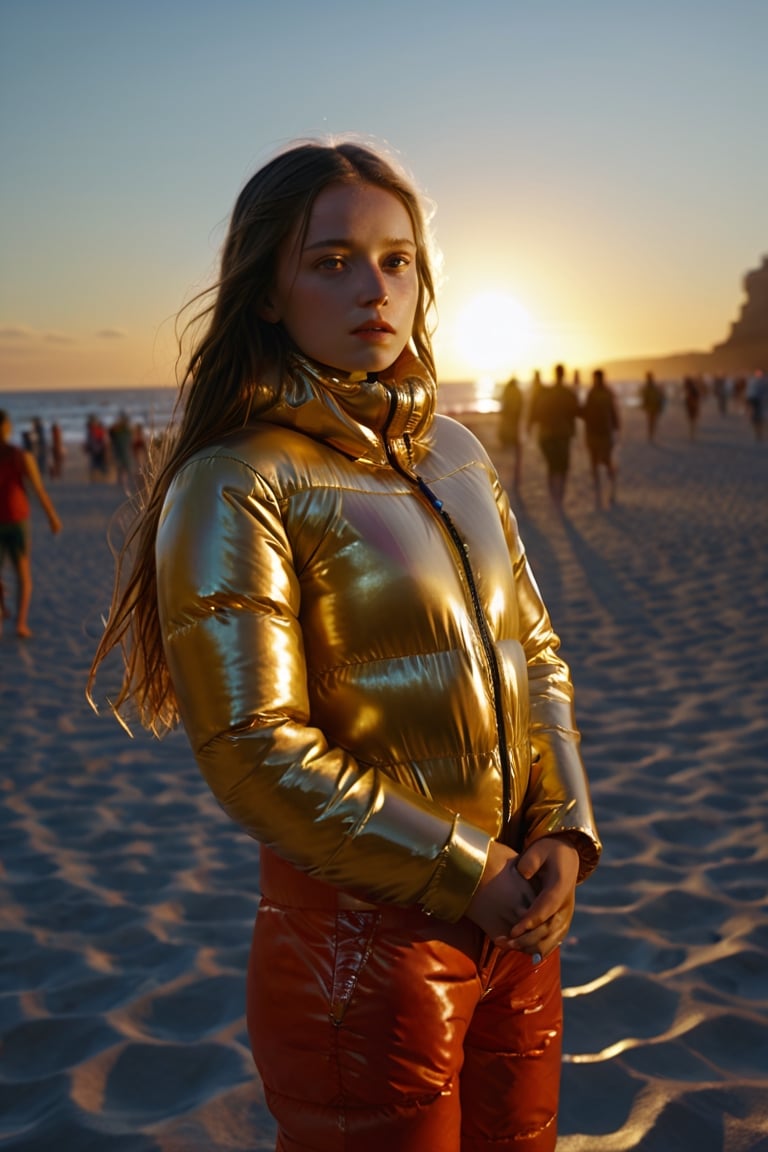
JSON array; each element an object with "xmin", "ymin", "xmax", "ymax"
[{"xmin": 156, "ymin": 353, "xmax": 600, "ymax": 922}]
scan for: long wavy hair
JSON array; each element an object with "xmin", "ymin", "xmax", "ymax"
[{"xmin": 87, "ymin": 139, "xmax": 439, "ymax": 733}]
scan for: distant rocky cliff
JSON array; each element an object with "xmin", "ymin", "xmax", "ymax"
[
  {"xmin": 711, "ymin": 255, "xmax": 768, "ymax": 368},
  {"xmin": 603, "ymin": 255, "xmax": 768, "ymax": 380}
]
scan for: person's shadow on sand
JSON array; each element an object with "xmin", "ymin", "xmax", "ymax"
[{"xmin": 559, "ymin": 515, "xmax": 664, "ymax": 640}]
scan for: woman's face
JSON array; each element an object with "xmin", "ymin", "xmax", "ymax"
[{"xmin": 265, "ymin": 181, "xmax": 419, "ymax": 376}]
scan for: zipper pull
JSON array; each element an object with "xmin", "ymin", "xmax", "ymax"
[{"xmin": 416, "ymin": 475, "xmax": 443, "ymax": 511}]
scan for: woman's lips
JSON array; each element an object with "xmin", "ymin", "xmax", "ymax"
[
  {"xmin": 352, "ymin": 319, "xmax": 395, "ymax": 341},
  {"xmin": 353, "ymin": 328, "xmax": 394, "ymax": 342}
]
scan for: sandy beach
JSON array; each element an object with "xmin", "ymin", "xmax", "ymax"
[{"xmin": 1, "ymin": 394, "xmax": 767, "ymax": 1151}]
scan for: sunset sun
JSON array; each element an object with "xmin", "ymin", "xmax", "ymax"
[{"xmin": 455, "ymin": 292, "xmax": 535, "ymax": 382}]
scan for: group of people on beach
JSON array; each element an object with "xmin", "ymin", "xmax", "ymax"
[
  {"xmin": 82, "ymin": 413, "xmax": 149, "ymax": 485},
  {"xmin": 16, "ymin": 411, "xmax": 150, "ymax": 486},
  {"xmin": 656, "ymin": 369, "xmax": 766, "ymax": 442},
  {"xmin": 496, "ymin": 361, "xmax": 767, "ymax": 511},
  {"xmin": 498, "ymin": 364, "xmax": 621, "ymax": 510},
  {"xmin": 19, "ymin": 416, "xmax": 65, "ymax": 481}
]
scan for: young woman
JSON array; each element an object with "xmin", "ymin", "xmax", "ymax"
[{"xmin": 89, "ymin": 140, "xmax": 601, "ymax": 1151}]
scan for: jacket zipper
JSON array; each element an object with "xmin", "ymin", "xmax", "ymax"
[{"xmin": 379, "ymin": 395, "xmax": 512, "ymax": 826}]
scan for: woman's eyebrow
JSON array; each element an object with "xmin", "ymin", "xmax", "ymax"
[{"xmin": 303, "ymin": 236, "xmax": 417, "ymax": 251}]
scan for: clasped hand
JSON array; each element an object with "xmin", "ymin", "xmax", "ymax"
[{"xmin": 466, "ymin": 837, "xmax": 579, "ymax": 960}]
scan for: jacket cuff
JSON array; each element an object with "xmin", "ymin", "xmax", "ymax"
[
  {"xmin": 539, "ymin": 827, "xmax": 601, "ymax": 883},
  {"xmin": 419, "ymin": 818, "xmax": 491, "ymax": 922}
]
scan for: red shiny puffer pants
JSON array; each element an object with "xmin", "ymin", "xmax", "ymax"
[{"xmin": 247, "ymin": 849, "xmax": 563, "ymax": 1152}]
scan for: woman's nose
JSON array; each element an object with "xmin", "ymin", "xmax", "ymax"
[{"xmin": 357, "ymin": 263, "xmax": 388, "ymax": 305}]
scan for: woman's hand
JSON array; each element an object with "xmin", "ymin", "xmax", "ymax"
[
  {"xmin": 465, "ymin": 840, "xmax": 537, "ymax": 941},
  {"xmin": 494, "ymin": 836, "xmax": 580, "ymax": 959}
]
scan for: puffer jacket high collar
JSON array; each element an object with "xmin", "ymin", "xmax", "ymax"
[{"xmin": 254, "ymin": 348, "xmax": 437, "ymax": 469}]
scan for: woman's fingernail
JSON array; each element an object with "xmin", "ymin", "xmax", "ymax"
[{"xmin": 532, "ymin": 952, "xmax": 542, "ymax": 965}]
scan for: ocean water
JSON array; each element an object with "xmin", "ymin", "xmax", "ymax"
[
  {"xmin": 0, "ymin": 380, "xmax": 498, "ymax": 449},
  {"xmin": 0, "ymin": 386, "xmax": 179, "ymax": 450}
]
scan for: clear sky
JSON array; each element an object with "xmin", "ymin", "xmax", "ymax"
[{"xmin": 1, "ymin": 0, "xmax": 766, "ymax": 391}]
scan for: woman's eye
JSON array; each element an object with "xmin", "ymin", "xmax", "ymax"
[
  {"xmin": 316, "ymin": 256, "xmax": 345, "ymax": 271},
  {"xmin": 385, "ymin": 254, "xmax": 411, "ymax": 270}
]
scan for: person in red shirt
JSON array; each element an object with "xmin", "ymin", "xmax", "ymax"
[{"xmin": 0, "ymin": 410, "xmax": 62, "ymax": 637}]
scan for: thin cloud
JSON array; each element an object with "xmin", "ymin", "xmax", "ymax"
[
  {"xmin": 96, "ymin": 327, "xmax": 127, "ymax": 340},
  {"xmin": 0, "ymin": 325, "xmax": 74, "ymax": 345}
]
